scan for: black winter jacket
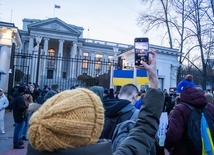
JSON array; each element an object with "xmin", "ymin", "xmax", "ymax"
[{"xmin": 12, "ymin": 91, "xmax": 27, "ymax": 123}]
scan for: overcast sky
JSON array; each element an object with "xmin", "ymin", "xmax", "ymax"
[{"xmin": 0, "ymin": 0, "xmax": 165, "ymax": 46}]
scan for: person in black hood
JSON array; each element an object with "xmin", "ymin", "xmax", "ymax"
[
  {"xmin": 12, "ymin": 86, "xmax": 28, "ymax": 149},
  {"xmin": 100, "ymin": 83, "xmax": 139, "ymax": 140}
]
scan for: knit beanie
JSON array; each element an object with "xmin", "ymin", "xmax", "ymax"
[
  {"xmin": 28, "ymin": 88, "xmax": 104, "ymax": 152},
  {"xmin": 177, "ymin": 74, "xmax": 195, "ymax": 93}
]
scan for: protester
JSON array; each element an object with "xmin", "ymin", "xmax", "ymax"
[
  {"xmin": 26, "ymin": 51, "xmax": 164, "ymax": 155},
  {"xmin": 165, "ymin": 77, "xmax": 214, "ymax": 155},
  {"xmin": 103, "ymin": 89, "xmax": 110, "ymax": 101},
  {"xmin": 99, "ymin": 83, "xmax": 139, "ymax": 140},
  {"xmin": 0, "ymin": 88, "xmax": 9, "ymax": 134},
  {"xmin": 135, "ymin": 92, "xmax": 145, "ymax": 109},
  {"xmin": 28, "ymin": 84, "xmax": 40, "ymax": 103},
  {"xmin": 168, "ymin": 96, "xmax": 181, "ymax": 120},
  {"xmin": 12, "ymin": 86, "xmax": 28, "ymax": 149},
  {"xmin": 90, "ymin": 86, "xmax": 104, "ymax": 101},
  {"xmin": 21, "ymin": 90, "xmax": 33, "ymax": 141},
  {"xmin": 43, "ymin": 84, "xmax": 60, "ymax": 102},
  {"xmin": 176, "ymin": 74, "xmax": 194, "ymax": 93}
]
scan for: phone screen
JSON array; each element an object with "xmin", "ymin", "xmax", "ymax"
[{"xmin": 134, "ymin": 38, "xmax": 149, "ymax": 66}]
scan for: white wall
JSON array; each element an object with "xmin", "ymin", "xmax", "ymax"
[{"xmin": 0, "ymin": 46, "xmax": 11, "ymax": 92}]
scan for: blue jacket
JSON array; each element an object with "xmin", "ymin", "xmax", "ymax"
[{"xmin": 135, "ymin": 98, "xmax": 143, "ymax": 109}]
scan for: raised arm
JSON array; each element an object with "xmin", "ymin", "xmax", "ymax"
[{"xmin": 114, "ymin": 51, "xmax": 164, "ymax": 155}]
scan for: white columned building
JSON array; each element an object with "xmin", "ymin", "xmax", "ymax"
[{"xmin": 0, "ymin": 18, "xmax": 181, "ymax": 91}]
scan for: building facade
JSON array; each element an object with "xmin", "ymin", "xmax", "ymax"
[
  {"xmin": 0, "ymin": 22, "xmax": 22, "ymax": 93},
  {"xmin": 0, "ymin": 18, "xmax": 181, "ymax": 92}
]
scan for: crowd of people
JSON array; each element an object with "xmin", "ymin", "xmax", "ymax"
[{"xmin": 0, "ymin": 51, "xmax": 213, "ymax": 155}]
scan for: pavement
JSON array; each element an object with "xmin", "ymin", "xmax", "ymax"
[{"xmin": 0, "ymin": 110, "xmax": 28, "ymax": 155}]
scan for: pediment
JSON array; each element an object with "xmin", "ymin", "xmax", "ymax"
[{"xmin": 27, "ymin": 18, "xmax": 82, "ymax": 35}]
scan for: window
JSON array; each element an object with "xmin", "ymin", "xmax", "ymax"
[
  {"xmin": 82, "ymin": 60, "xmax": 88, "ymax": 69},
  {"xmin": 108, "ymin": 55, "xmax": 113, "ymax": 61},
  {"xmin": 83, "ymin": 52, "xmax": 89, "ymax": 57},
  {"xmin": 47, "ymin": 69, "xmax": 53, "ymax": 79},
  {"xmin": 108, "ymin": 62, "xmax": 111, "ymax": 70},
  {"xmin": 47, "ymin": 48, "xmax": 55, "ymax": 67},
  {"xmin": 96, "ymin": 54, "xmax": 102, "ymax": 59},
  {"xmin": 95, "ymin": 61, "xmax": 101, "ymax": 70},
  {"xmin": 62, "ymin": 72, "xmax": 67, "ymax": 78}
]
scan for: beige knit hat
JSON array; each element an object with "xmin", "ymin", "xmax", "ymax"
[{"xmin": 28, "ymin": 88, "xmax": 104, "ymax": 152}]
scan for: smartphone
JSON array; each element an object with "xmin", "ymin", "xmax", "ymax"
[{"xmin": 134, "ymin": 37, "xmax": 149, "ymax": 66}]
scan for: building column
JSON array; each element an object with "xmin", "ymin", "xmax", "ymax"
[
  {"xmin": 18, "ymin": 41, "xmax": 25, "ymax": 53},
  {"xmin": 57, "ymin": 39, "xmax": 64, "ymax": 77},
  {"xmin": 28, "ymin": 36, "xmax": 34, "ymax": 54},
  {"xmin": 71, "ymin": 42, "xmax": 77, "ymax": 78},
  {"xmin": 90, "ymin": 52, "xmax": 95, "ymax": 77},
  {"xmin": 71, "ymin": 41, "xmax": 77, "ymax": 58},
  {"xmin": 28, "ymin": 36, "xmax": 34, "ymax": 82},
  {"xmin": 42, "ymin": 38, "xmax": 49, "ymax": 75},
  {"xmin": 102, "ymin": 54, "xmax": 108, "ymax": 74},
  {"xmin": 77, "ymin": 47, "xmax": 83, "ymax": 76},
  {"xmin": 68, "ymin": 44, "xmax": 73, "ymax": 78},
  {"xmin": 30, "ymin": 36, "xmax": 42, "ymax": 83}
]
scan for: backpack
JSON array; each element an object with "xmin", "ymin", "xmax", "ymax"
[
  {"xmin": 181, "ymin": 102, "xmax": 214, "ymax": 155},
  {"xmin": 100, "ymin": 108, "xmax": 136, "ymax": 140},
  {"xmin": 111, "ymin": 110, "xmax": 139, "ymax": 152}
]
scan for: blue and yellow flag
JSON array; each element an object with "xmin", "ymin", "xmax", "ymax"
[
  {"xmin": 136, "ymin": 69, "xmax": 150, "ymax": 85},
  {"xmin": 112, "ymin": 69, "xmax": 150, "ymax": 86},
  {"xmin": 201, "ymin": 113, "xmax": 214, "ymax": 155},
  {"xmin": 113, "ymin": 70, "xmax": 133, "ymax": 86}
]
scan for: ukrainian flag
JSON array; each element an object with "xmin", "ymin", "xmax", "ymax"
[
  {"xmin": 113, "ymin": 70, "xmax": 133, "ymax": 86},
  {"xmin": 201, "ymin": 113, "xmax": 214, "ymax": 155},
  {"xmin": 136, "ymin": 69, "xmax": 150, "ymax": 85}
]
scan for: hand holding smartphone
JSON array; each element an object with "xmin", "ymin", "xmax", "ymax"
[{"xmin": 134, "ymin": 37, "xmax": 149, "ymax": 66}]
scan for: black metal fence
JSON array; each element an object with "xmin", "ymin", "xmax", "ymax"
[{"xmin": 13, "ymin": 51, "xmax": 118, "ymax": 90}]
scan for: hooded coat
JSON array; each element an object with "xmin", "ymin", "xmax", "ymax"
[
  {"xmin": 100, "ymin": 98, "xmax": 138, "ymax": 139},
  {"xmin": 12, "ymin": 91, "xmax": 27, "ymax": 123},
  {"xmin": 165, "ymin": 87, "xmax": 214, "ymax": 155}
]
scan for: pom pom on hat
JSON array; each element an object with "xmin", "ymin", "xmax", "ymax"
[
  {"xmin": 28, "ymin": 88, "xmax": 104, "ymax": 152},
  {"xmin": 177, "ymin": 74, "xmax": 195, "ymax": 93}
]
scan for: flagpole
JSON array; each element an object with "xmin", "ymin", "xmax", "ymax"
[
  {"xmin": 10, "ymin": 9, "xmax": 13, "ymax": 22},
  {"xmin": 53, "ymin": 6, "xmax": 55, "ymax": 17}
]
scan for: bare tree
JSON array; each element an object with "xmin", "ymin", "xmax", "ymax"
[
  {"xmin": 138, "ymin": 0, "xmax": 174, "ymax": 48},
  {"xmin": 138, "ymin": 0, "xmax": 214, "ymax": 89}
]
